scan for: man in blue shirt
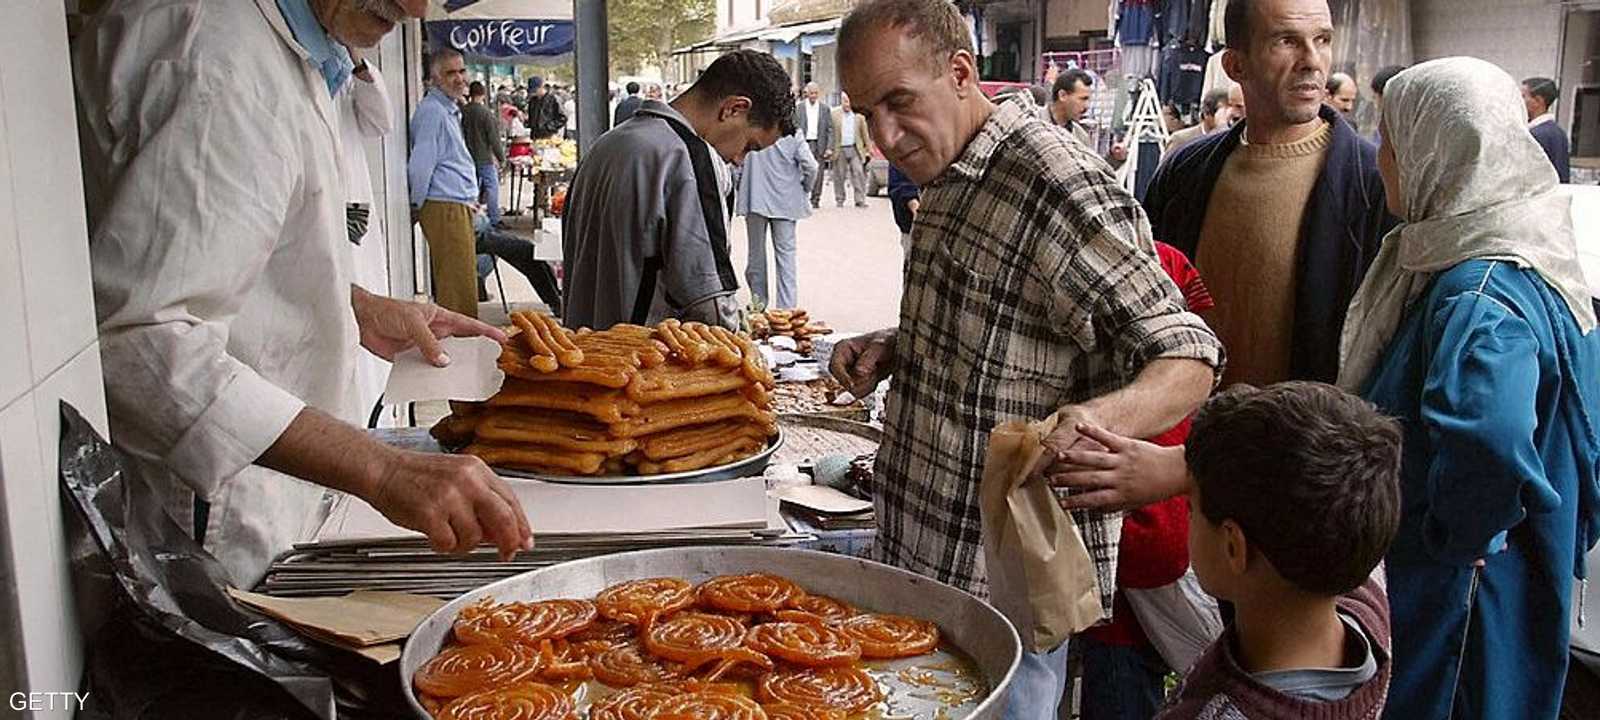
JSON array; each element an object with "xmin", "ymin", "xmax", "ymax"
[
  {"xmin": 1524, "ymin": 77, "xmax": 1572, "ymax": 184},
  {"xmin": 408, "ymin": 46, "xmax": 481, "ymax": 317}
]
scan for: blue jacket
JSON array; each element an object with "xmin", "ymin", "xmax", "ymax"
[
  {"xmin": 1365, "ymin": 260, "xmax": 1600, "ymax": 720},
  {"xmin": 1142, "ymin": 105, "xmax": 1396, "ymax": 383},
  {"xmin": 1531, "ymin": 119, "xmax": 1572, "ymax": 184}
]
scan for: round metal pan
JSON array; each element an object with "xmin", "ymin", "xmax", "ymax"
[
  {"xmin": 399, "ymin": 546, "xmax": 1020, "ymax": 719},
  {"xmin": 493, "ymin": 430, "xmax": 785, "ymax": 485}
]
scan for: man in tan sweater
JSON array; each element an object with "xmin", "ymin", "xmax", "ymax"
[{"xmin": 1139, "ymin": 0, "xmax": 1395, "ymax": 389}]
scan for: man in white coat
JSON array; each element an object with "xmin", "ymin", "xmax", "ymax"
[{"xmin": 72, "ymin": 0, "xmax": 532, "ymax": 586}]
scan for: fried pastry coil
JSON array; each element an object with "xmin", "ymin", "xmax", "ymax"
[
  {"xmin": 512, "ymin": 312, "xmax": 584, "ymax": 370},
  {"xmin": 436, "ymin": 681, "xmax": 574, "ymax": 720},
  {"xmin": 720, "ymin": 328, "xmax": 775, "ymax": 386},
  {"xmin": 652, "ymin": 691, "xmax": 767, "ymax": 720},
  {"xmin": 756, "ymin": 666, "xmax": 882, "ymax": 714},
  {"xmin": 589, "ymin": 643, "xmax": 679, "ymax": 687},
  {"xmin": 589, "ymin": 685, "xmax": 679, "ymax": 720},
  {"xmin": 572, "ymin": 327, "xmax": 669, "ymax": 369},
  {"xmin": 626, "ymin": 366, "xmax": 753, "ymax": 404},
  {"xmin": 839, "ymin": 613, "xmax": 940, "ymax": 659},
  {"xmin": 643, "ymin": 612, "xmax": 748, "ymax": 663},
  {"xmin": 697, "ymin": 574, "xmax": 804, "ymax": 614},
  {"xmin": 487, "ymin": 379, "xmax": 640, "ymax": 424},
  {"xmin": 431, "ymin": 411, "xmax": 483, "ymax": 447},
  {"xmin": 637, "ymin": 420, "xmax": 774, "ymax": 462},
  {"xmin": 454, "ymin": 599, "xmax": 598, "ymax": 646},
  {"xmin": 683, "ymin": 323, "xmax": 743, "ymax": 368},
  {"xmin": 658, "ymin": 319, "xmax": 713, "ymax": 365},
  {"xmin": 784, "ymin": 595, "xmax": 859, "ymax": 624},
  {"xmin": 413, "ymin": 641, "xmax": 541, "ymax": 699},
  {"xmin": 743, "ymin": 622, "xmax": 861, "ymax": 667},
  {"xmin": 473, "ymin": 411, "xmax": 640, "ymax": 455},
  {"xmin": 534, "ymin": 639, "xmax": 594, "ymax": 681},
  {"xmin": 567, "ymin": 618, "xmax": 637, "ymax": 647},
  {"xmin": 607, "ymin": 392, "xmax": 764, "ymax": 438},
  {"xmin": 511, "ymin": 313, "xmax": 561, "ymax": 373},
  {"xmin": 461, "ymin": 442, "xmax": 608, "ymax": 476},
  {"xmin": 632, "ymin": 437, "xmax": 764, "ymax": 475},
  {"xmin": 759, "ymin": 704, "xmax": 845, "ymax": 720},
  {"xmin": 499, "ymin": 348, "xmax": 635, "ymax": 388},
  {"xmin": 596, "ymin": 578, "xmax": 697, "ymax": 624}
]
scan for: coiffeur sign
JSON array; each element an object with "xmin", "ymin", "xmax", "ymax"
[{"xmin": 426, "ymin": 19, "xmax": 575, "ymax": 59}]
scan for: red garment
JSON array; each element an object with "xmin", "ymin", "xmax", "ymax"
[{"xmin": 1085, "ymin": 242, "xmax": 1210, "ymax": 648}]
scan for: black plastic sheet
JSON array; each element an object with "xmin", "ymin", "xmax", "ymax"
[{"xmin": 58, "ymin": 402, "xmax": 409, "ymax": 720}]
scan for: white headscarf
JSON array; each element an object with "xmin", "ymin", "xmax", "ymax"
[{"xmin": 1337, "ymin": 57, "xmax": 1596, "ymax": 392}]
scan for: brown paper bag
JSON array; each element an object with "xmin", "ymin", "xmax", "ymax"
[{"xmin": 979, "ymin": 411, "xmax": 1106, "ymax": 652}]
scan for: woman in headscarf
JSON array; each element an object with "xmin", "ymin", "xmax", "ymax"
[{"xmin": 1339, "ymin": 57, "xmax": 1600, "ymax": 720}]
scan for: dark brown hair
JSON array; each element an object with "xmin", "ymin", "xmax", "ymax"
[
  {"xmin": 1187, "ymin": 382, "xmax": 1402, "ymax": 595},
  {"xmin": 838, "ymin": 0, "xmax": 974, "ymax": 74}
]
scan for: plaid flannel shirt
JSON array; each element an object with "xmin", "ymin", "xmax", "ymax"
[{"xmin": 872, "ymin": 101, "xmax": 1224, "ymax": 613}]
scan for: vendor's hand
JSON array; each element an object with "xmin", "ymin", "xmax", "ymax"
[
  {"xmin": 369, "ymin": 449, "xmax": 533, "ymax": 559},
  {"xmin": 1109, "ymin": 144, "xmax": 1128, "ymax": 163},
  {"xmin": 1047, "ymin": 423, "xmax": 1191, "ymax": 512},
  {"xmin": 829, "ymin": 329, "xmax": 897, "ymax": 398},
  {"xmin": 351, "ymin": 286, "xmax": 508, "ymax": 366}
]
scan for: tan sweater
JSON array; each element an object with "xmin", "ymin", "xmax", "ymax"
[{"xmin": 1195, "ymin": 122, "xmax": 1331, "ymax": 387}]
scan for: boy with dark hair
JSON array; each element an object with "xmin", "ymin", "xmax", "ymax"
[{"xmin": 1158, "ymin": 381, "xmax": 1401, "ymax": 720}]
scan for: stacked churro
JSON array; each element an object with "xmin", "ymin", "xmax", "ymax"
[{"xmin": 433, "ymin": 313, "xmax": 778, "ymax": 476}]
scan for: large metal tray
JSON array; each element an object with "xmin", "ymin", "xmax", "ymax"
[
  {"xmin": 493, "ymin": 430, "xmax": 785, "ymax": 485},
  {"xmin": 399, "ymin": 546, "xmax": 1021, "ymax": 719}
]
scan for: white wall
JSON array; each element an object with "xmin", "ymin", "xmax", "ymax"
[
  {"xmin": 1412, "ymin": 0, "xmax": 1564, "ymax": 84},
  {"xmin": 0, "ymin": 3, "xmax": 107, "ymax": 718}
]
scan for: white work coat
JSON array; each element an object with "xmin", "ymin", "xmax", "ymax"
[
  {"xmin": 338, "ymin": 64, "xmax": 396, "ymax": 427},
  {"xmin": 74, "ymin": 0, "xmax": 362, "ymax": 586}
]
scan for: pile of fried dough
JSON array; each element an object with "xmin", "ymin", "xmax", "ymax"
[{"xmin": 432, "ymin": 313, "xmax": 778, "ymax": 477}]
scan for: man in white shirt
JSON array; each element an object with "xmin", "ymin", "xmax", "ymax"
[
  {"xmin": 792, "ymin": 82, "xmax": 834, "ymax": 208},
  {"xmin": 73, "ymin": 0, "xmax": 532, "ymax": 586}
]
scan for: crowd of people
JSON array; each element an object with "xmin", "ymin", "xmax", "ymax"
[
  {"xmin": 67, "ymin": 0, "xmax": 1597, "ymax": 719},
  {"xmin": 566, "ymin": 0, "xmax": 1590, "ymax": 718}
]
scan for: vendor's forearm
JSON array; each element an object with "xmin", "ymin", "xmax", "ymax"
[
  {"xmin": 258, "ymin": 407, "xmax": 396, "ymax": 500},
  {"xmin": 1080, "ymin": 357, "xmax": 1213, "ymax": 439}
]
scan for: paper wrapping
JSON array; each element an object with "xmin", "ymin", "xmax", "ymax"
[{"xmin": 978, "ymin": 411, "xmax": 1106, "ymax": 653}]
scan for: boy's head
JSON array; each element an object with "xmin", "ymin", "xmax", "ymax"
[{"xmin": 1185, "ymin": 382, "xmax": 1401, "ymax": 602}]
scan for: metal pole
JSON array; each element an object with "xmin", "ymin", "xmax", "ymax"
[{"xmin": 574, "ymin": 0, "xmax": 611, "ymax": 154}]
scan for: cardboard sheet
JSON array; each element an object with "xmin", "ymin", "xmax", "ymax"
[{"xmin": 227, "ymin": 588, "xmax": 444, "ymax": 652}]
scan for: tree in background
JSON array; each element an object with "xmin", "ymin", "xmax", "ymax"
[{"xmin": 608, "ymin": 0, "xmax": 714, "ymax": 75}]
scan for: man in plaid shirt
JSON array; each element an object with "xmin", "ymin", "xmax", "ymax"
[{"xmin": 832, "ymin": 2, "xmax": 1224, "ymax": 718}]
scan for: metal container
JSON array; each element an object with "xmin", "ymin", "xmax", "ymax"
[
  {"xmin": 496, "ymin": 431, "xmax": 785, "ymax": 486},
  {"xmin": 400, "ymin": 546, "xmax": 1021, "ymax": 719}
]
